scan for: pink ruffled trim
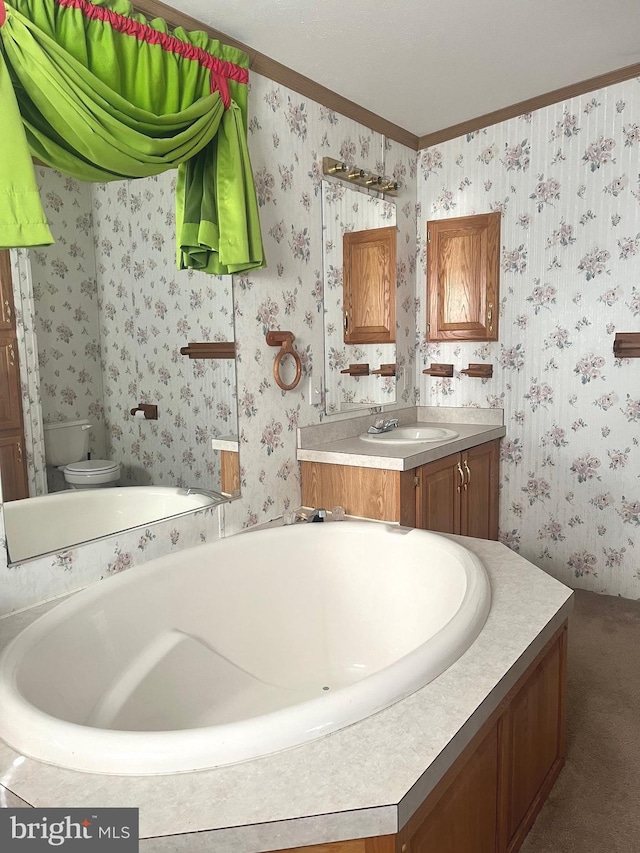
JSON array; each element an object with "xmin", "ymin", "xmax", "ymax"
[{"xmin": 55, "ymin": 0, "xmax": 249, "ymax": 108}]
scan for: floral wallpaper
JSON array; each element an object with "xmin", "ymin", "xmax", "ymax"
[
  {"xmin": 321, "ymin": 181, "xmax": 397, "ymax": 412},
  {"xmin": 416, "ymin": 77, "xmax": 640, "ymax": 598},
  {"xmin": 221, "ymin": 73, "xmax": 418, "ymax": 533},
  {"xmin": 91, "ymin": 172, "xmax": 237, "ymax": 490},
  {"xmin": 29, "ymin": 170, "xmax": 107, "ymax": 465}
]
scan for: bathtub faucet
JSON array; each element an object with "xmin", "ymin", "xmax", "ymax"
[
  {"xmin": 185, "ymin": 487, "xmax": 227, "ymax": 503},
  {"xmin": 289, "ymin": 507, "xmax": 327, "ymax": 523},
  {"xmin": 367, "ymin": 418, "xmax": 399, "ymax": 435},
  {"xmin": 306, "ymin": 508, "xmax": 327, "ymax": 523}
]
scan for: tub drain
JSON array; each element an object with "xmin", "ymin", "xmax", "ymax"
[{"xmin": 322, "ymin": 686, "xmax": 330, "ymax": 691}]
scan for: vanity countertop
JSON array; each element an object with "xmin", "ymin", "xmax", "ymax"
[
  {"xmin": 297, "ymin": 406, "xmax": 506, "ymax": 471},
  {"xmin": 0, "ymin": 531, "xmax": 572, "ymax": 853}
]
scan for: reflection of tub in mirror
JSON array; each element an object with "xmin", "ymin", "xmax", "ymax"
[
  {"xmin": 6, "ymin": 167, "xmax": 240, "ymax": 563},
  {"xmin": 321, "ymin": 180, "xmax": 397, "ymax": 414},
  {"xmin": 3, "ymin": 487, "xmax": 220, "ymax": 564}
]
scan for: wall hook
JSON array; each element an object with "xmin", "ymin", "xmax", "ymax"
[{"xmin": 265, "ymin": 330, "xmax": 302, "ymax": 391}]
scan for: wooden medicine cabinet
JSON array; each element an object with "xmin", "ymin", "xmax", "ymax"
[
  {"xmin": 343, "ymin": 225, "xmax": 396, "ymax": 344},
  {"xmin": 427, "ymin": 212, "xmax": 500, "ymax": 342}
]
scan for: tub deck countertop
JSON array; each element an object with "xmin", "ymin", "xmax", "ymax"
[{"xmin": 0, "ymin": 531, "xmax": 573, "ymax": 853}]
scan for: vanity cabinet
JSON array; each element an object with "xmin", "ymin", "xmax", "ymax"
[
  {"xmin": 416, "ymin": 440, "xmax": 499, "ymax": 540},
  {"xmin": 343, "ymin": 225, "xmax": 396, "ymax": 344},
  {"xmin": 300, "ymin": 439, "xmax": 500, "ymax": 540},
  {"xmin": 0, "ymin": 251, "xmax": 28, "ymax": 501},
  {"xmin": 270, "ymin": 622, "xmax": 568, "ymax": 853},
  {"xmin": 427, "ymin": 212, "xmax": 500, "ymax": 342}
]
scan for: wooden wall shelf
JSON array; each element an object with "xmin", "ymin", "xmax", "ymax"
[
  {"xmin": 423, "ymin": 363, "xmax": 454, "ymax": 377},
  {"xmin": 340, "ymin": 363, "xmax": 370, "ymax": 376},
  {"xmin": 613, "ymin": 332, "xmax": 640, "ymax": 359},
  {"xmin": 371, "ymin": 364, "xmax": 396, "ymax": 376},
  {"xmin": 180, "ymin": 342, "xmax": 236, "ymax": 359},
  {"xmin": 461, "ymin": 363, "xmax": 494, "ymax": 378}
]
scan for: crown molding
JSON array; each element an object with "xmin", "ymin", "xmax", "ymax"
[{"xmin": 418, "ymin": 61, "xmax": 640, "ymax": 149}]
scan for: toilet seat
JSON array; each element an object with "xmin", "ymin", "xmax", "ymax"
[
  {"xmin": 64, "ymin": 460, "xmax": 120, "ymax": 476},
  {"xmin": 63, "ymin": 459, "xmax": 121, "ymax": 488}
]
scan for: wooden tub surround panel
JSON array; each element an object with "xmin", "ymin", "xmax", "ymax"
[{"xmin": 269, "ymin": 623, "xmax": 568, "ymax": 853}]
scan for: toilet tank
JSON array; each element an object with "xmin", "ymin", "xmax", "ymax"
[{"xmin": 43, "ymin": 420, "xmax": 92, "ymax": 467}]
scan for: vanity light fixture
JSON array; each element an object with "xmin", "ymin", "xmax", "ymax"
[{"xmin": 322, "ymin": 157, "xmax": 399, "ymax": 197}]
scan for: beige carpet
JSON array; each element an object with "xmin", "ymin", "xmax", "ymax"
[{"xmin": 520, "ymin": 588, "xmax": 640, "ymax": 853}]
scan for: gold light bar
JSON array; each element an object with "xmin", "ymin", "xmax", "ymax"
[{"xmin": 322, "ymin": 157, "xmax": 399, "ymax": 196}]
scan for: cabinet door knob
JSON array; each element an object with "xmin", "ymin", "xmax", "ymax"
[
  {"xmin": 457, "ymin": 462, "xmax": 464, "ymax": 493},
  {"xmin": 8, "ymin": 343, "xmax": 15, "ymax": 367},
  {"xmin": 463, "ymin": 460, "xmax": 471, "ymax": 490}
]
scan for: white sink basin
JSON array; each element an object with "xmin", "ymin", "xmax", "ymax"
[{"xmin": 359, "ymin": 426, "xmax": 459, "ymax": 445}]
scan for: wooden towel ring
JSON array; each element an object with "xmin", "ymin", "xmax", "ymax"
[{"xmin": 265, "ymin": 330, "xmax": 302, "ymax": 391}]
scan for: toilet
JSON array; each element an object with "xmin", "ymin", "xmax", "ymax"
[{"xmin": 43, "ymin": 419, "xmax": 120, "ymax": 489}]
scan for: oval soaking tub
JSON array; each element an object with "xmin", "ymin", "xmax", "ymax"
[
  {"xmin": 0, "ymin": 522, "xmax": 491, "ymax": 775},
  {"xmin": 3, "ymin": 486, "xmax": 218, "ymax": 563}
]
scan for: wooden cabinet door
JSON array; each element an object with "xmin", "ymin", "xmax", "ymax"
[
  {"xmin": 427, "ymin": 212, "xmax": 500, "ymax": 342},
  {"xmin": 501, "ymin": 631, "xmax": 567, "ymax": 853},
  {"xmin": 0, "ymin": 433, "xmax": 28, "ymax": 502},
  {"xmin": 343, "ymin": 225, "xmax": 396, "ymax": 344},
  {"xmin": 461, "ymin": 440, "xmax": 499, "ymax": 540},
  {"xmin": 401, "ymin": 722, "xmax": 499, "ymax": 853},
  {"xmin": 0, "ymin": 334, "xmax": 23, "ymax": 432},
  {"xmin": 416, "ymin": 453, "xmax": 461, "ymax": 535},
  {"xmin": 0, "ymin": 251, "xmax": 16, "ymax": 331}
]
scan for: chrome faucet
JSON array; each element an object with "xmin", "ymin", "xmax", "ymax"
[
  {"xmin": 306, "ymin": 508, "xmax": 327, "ymax": 523},
  {"xmin": 185, "ymin": 487, "xmax": 227, "ymax": 503},
  {"xmin": 367, "ymin": 417, "xmax": 399, "ymax": 435}
]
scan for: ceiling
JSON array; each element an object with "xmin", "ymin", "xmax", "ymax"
[{"xmin": 167, "ymin": 0, "xmax": 640, "ymax": 139}]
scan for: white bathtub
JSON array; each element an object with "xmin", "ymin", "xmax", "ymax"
[
  {"xmin": 0, "ymin": 522, "xmax": 491, "ymax": 775},
  {"xmin": 3, "ymin": 486, "xmax": 217, "ymax": 562}
]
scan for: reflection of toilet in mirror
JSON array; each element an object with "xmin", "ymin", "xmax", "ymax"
[{"xmin": 43, "ymin": 420, "xmax": 120, "ymax": 490}]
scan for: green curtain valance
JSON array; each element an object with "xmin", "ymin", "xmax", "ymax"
[{"xmin": 0, "ymin": 0, "xmax": 265, "ymax": 275}]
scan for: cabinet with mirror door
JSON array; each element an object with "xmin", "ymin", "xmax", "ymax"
[{"xmin": 322, "ymin": 180, "xmax": 397, "ymax": 414}]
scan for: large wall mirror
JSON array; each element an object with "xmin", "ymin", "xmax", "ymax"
[
  {"xmin": 3, "ymin": 167, "xmax": 239, "ymax": 563},
  {"xmin": 321, "ymin": 180, "xmax": 397, "ymax": 414}
]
